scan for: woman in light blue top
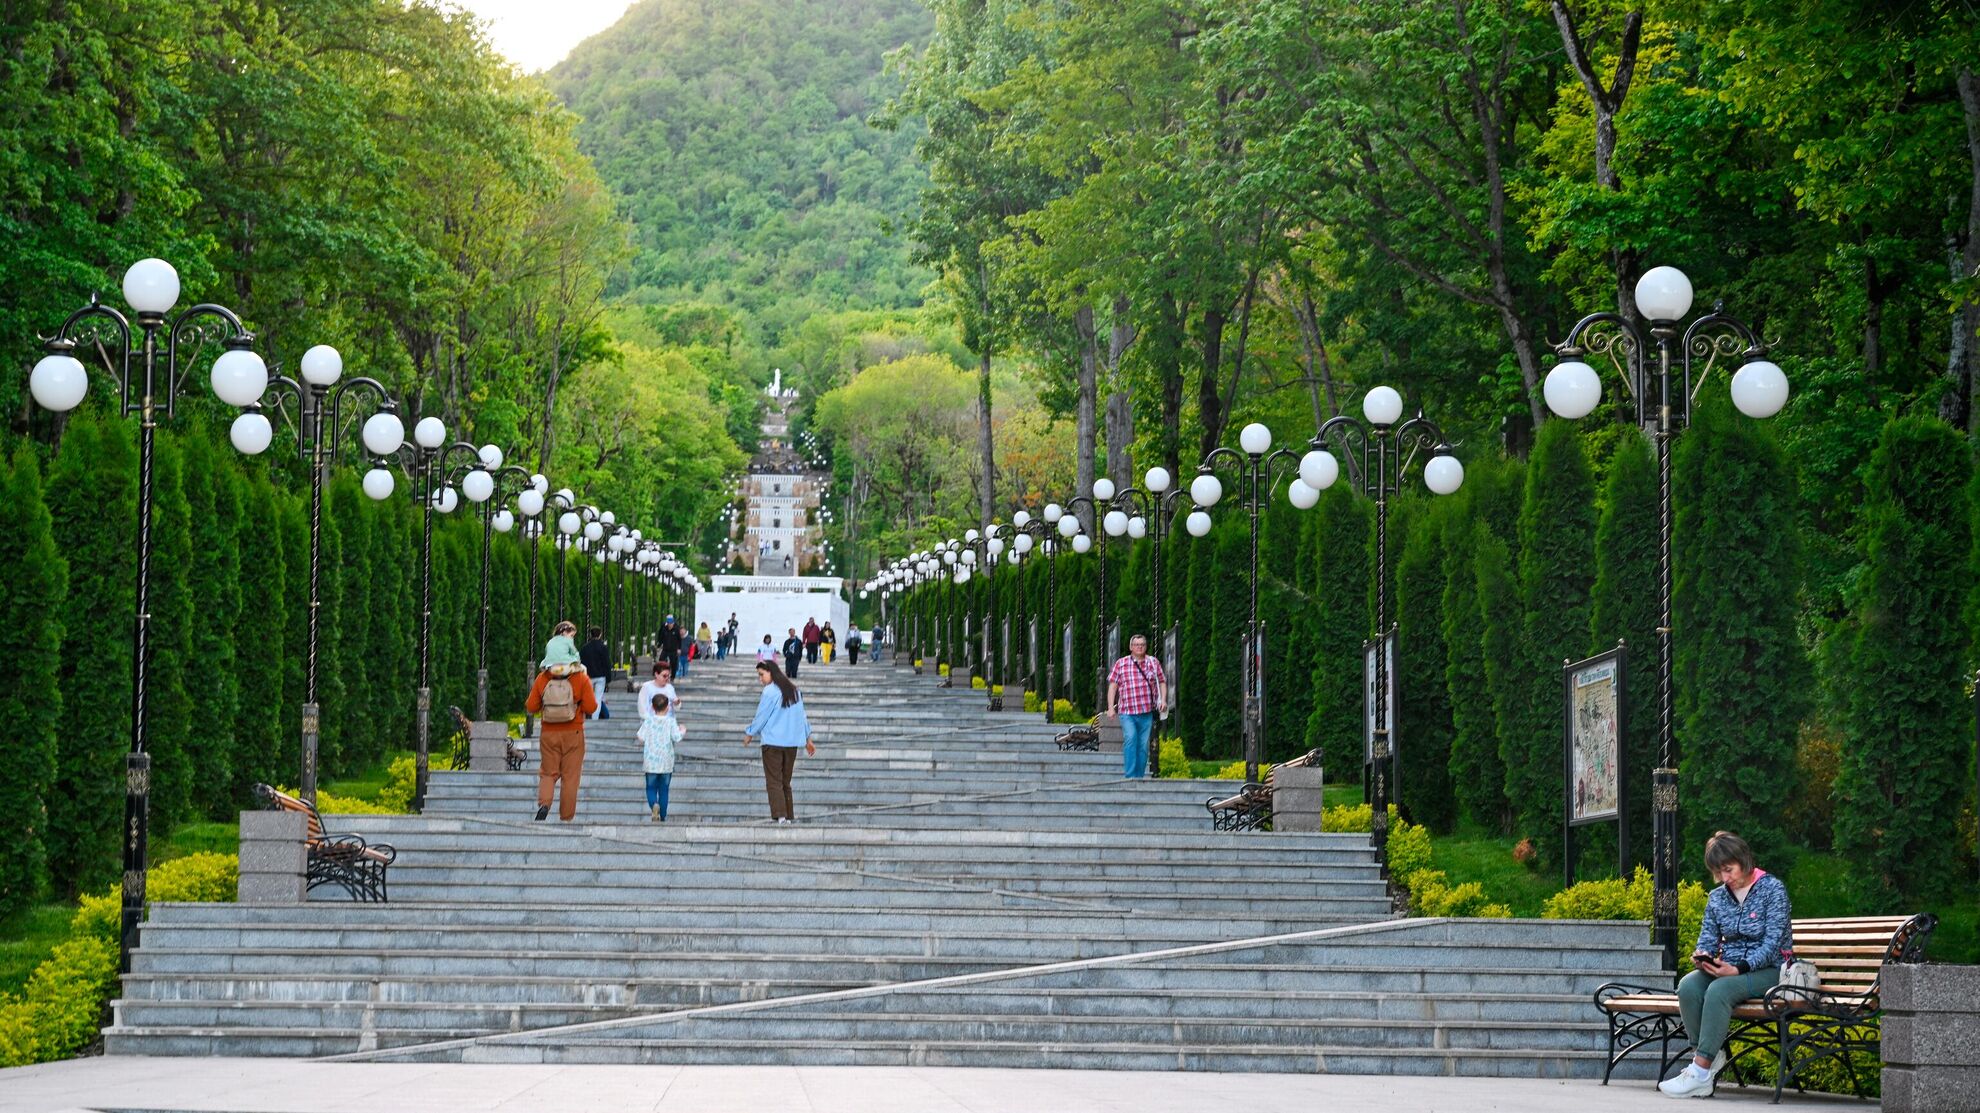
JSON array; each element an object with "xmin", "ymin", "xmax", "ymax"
[{"xmin": 744, "ymin": 659, "xmax": 814, "ymax": 822}]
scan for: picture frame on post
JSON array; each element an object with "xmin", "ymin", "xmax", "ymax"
[
  {"xmin": 1562, "ymin": 641, "xmax": 1629, "ymax": 887},
  {"xmin": 1361, "ymin": 629, "xmax": 1399, "ymax": 804},
  {"xmin": 1163, "ymin": 624, "xmax": 1179, "ymax": 715}
]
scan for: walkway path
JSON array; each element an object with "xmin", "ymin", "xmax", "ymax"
[{"xmin": 1, "ymin": 1058, "xmax": 1871, "ymax": 1113}]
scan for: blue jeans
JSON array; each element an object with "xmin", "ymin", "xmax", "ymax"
[
  {"xmin": 1119, "ymin": 712, "xmax": 1154, "ymax": 778},
  {"xmin": 678, "ymin": 655, "xmax": 691, "ymax": 678},
  {"xmin": 591, "ymin": 696, "xmax": 610, "ymax": 720},
  {"xmin": 644, "ymin": 772, "xmax": 672, "ymax": 818}
]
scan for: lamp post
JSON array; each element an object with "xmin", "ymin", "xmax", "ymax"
[
  {"xmin": 1015, "ymin": 507, "xmax": 1070, "ymax": 720},
  {"xmin": 383, "ymin": 418, "xmax": 457, "ymax": 810},
  {"xmin": 552, "ymin": 490, "xmax": 579, "ymax": 619},
  {"xmin": 449, "ymin": 451, "xmax": 530, "ymax": 721},
  {"xmin": 960, "ymin": 525, "xmax": 1008, "ymax": 709},
  {"xmin": 1196, "ymin": 424, "xmax": 1311, "ymax": 784},
  {"xmin": 1542, "ymin": 265, "xmax": 1787, "ymax": 970},
  {"xmin": 1066, "ymin": 484, "xmax": 1120, "ymax": 713},
  {"xmin": 228, "ymin": 343, "xmax": 403, "ymax": 806},
  {"xmin": 26, "ymin": 258, "xmax": 266, "ymax": 972},
  {"xmin": 1296, "ymin": 393, "xmax": 1465, "ymax": 867},
  {"xmin": 1107, "ymin": 469, "xmax": 1188, "ymax": 776},
  {"xmin": 514, "ymin": 475, "xmax": 549, "ymax": 738}
]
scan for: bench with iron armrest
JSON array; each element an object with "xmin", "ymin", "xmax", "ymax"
[
  {"xmin": 1204, "ymin": 750, "xmax": 1321, "ymax": 832},
  {"xmin": 1054, "ymin": 717, "xmax": 1101, "ymax": 751},
  {"xmin": 446, "ymin": 705, "xmax": 528, "ymax": 771},
  {"xmin": 252, "ymin": 784, "xmax": 396, "ymax": 902},
  {"xmin": 1594, "ymin": 913, "xmax": 1936, "ymax": 1102}
]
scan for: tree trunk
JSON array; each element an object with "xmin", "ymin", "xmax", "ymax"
[
  {"xmin": 1074, "ymin": 304, "xmax": 1099, "ymax": 532},
  {"xmin": 1550, "ymin": 3, "xmax": 1642, "ymax": 322},
  {"xmin": 1106, "ymin": 295, "xmax": 1136, "ymax": 492},
  {"xmin": 1293, "ymin": 291, "xmax": 1340, "ymax": 429},
  {"xmin": 1158, "ymin": 293, "xmax": 1186, "ymax": 481},
  {"xmin": 977, "ymin": 350, "xmax": 996, "ymax": 527},
  {"xmin": 1947, "ymin": 68, "xmax": 1980, "ymax": 433},
  {"xmin": 1196, "ymin": 307, "xmax": 1228, "ymax": 462}
]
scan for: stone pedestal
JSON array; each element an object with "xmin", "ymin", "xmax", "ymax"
[
  {"xmin": 237, "ymin": 810, "xmax": 307, "ymax": 903},
  {"xmin": 468, "ymin": 720, "xmax": 513, "ymax": 771},
  {"xmin": 949, "ymin": 667, "xmax": 972, "ymax": 689},
  {"xmin": 1095, "ymin": 714, "xmax": 1123, "ymax": 748},
  {"xmin": 1272, "ymin": 767, "xmax": 1327, "ymax": 832},
  {"xmin": 1884, "ymin": 963, "xmax": 1980, "ymax": 1113},
  {"xmin": 634, "ymin": 655, "xmax": 653, "ymax": 678}
]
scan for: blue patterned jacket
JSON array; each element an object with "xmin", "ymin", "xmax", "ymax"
[{"xmin": 1693, "ymin": 871, "xmax": 1794, "ymax": 974}]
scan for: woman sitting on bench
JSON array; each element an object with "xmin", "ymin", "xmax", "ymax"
[{"xmin": 1659, "ymin": 830, "xmax": 1793, "ymax": 1099}]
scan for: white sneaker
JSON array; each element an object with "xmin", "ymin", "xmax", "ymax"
[{"xmin": 1658, "ymin": 1063, "xmax": 1715, "ymax": 1098}]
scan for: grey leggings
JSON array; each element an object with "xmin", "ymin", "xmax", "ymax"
[{"xmin": 1678, "ymin": 965, "xmax": 1779, "ymax": 1060}]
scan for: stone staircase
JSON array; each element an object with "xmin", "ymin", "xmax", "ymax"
[{"xmin": 107, "ymin": 654, "xmax": 1664, "ymax": 1077}]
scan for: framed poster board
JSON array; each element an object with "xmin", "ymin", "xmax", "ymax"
[
  {"xmin": 1361, "ymin": 628, "xmax": 1399, "ymax": 805},
  {"xmin": 1162, "ymin": 624, "xmax": 1179, "ymax": 714},
  {"xmin": 1562, "ymin": 642, "xmax": 1629, "ymax": 886},
  {"xmin": 1061, "ymin": 620, "xmax": 1074, "ymax": 685},
  {"xmin": 1028, "ymin": 618, "xmax": 1040, "ymax": 690},
  {"xmin": 1000, "ymin": 616, "xmax": 1012, "ymax": 684}
]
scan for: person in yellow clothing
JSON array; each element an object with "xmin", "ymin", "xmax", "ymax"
[
  {"xmin": 820, "ymin": 621, "xmax": 836, "ymax": 664},
  {"xmin": 524, "ymin": 623, "xmax": 599, "ymax": 822}
]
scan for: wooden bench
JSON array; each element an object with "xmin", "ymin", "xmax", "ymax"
[
  {"xmin": 252, "ymin": 784, "xmax": 396, "ymax": 902},
  {"xmin": 1204, "ymin": 749, "xmax": 1321, "ymax": 832},
  {"xmin": 1054, "ymin": 717, "xmax": 1101, "ymax": 751},
  {"xmin": 446, "ymin": 705, "xmax": 526, "ymax": 771},
  {"xmin": 1594, "ymin": 913, "xmax": 1937, "ymax": 1102}
]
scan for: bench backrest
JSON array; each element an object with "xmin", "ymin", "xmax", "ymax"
[
  {"xmin": 255, "ymin": 784, "xmax": 327, "ymax": 845},
  {"xmin": 1263, "ymin": 749, "xmax": 1321, "ymax": 790},
  {"xmin": 1788, "ymin": 914, "xmax": 1935, "ymax": 1007}
]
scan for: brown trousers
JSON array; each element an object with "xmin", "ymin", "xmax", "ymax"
[
  {"xmin": 760, "ymin": 745, "xmax": 797, "ymax": 820},
  {"xmin": 538, "ymin": 729, "xmax": 586, "ymax": 821}
]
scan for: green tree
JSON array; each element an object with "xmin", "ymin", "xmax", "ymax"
[
  {"xmin": 1508, "ymin": 419, "xmax": 1597, "ymax": 864},
  {"xmin": 1397, "ymin": 501, "xmax": 1456, "ymax": 833},
  {"xmin": 1200, "ymin": 518, "xmax": 1249, "ymax": 758},
  {"xmin": 1674, "ymin": 403, "xmax": 1807, "ymax": 873},
  {"xmin": 1446, "ymin": 514, "xmax": 1508, "ymax": 833},
  {"xmin": 178, "ymin": 432, "xmax": 242, "ymax": 818},
  {"xmin": 145, "ymin": 434, "xmax": 195, "ymax": 835},
  {"xmin": 0, "ymin": 445, "xmax": 67, "ymax": 915},
  {"xmin": 1304, "ymin": 485, "xmax": 1370, "ymax": 782},
  {"xmin": 1588, "ymin": 433, "xmax": 1658, "ymax": 873},
  {"xmin": 231, "ymin": 468, "xmax": 288, "ymax": 798},
  {"xmin": 1835, "ymin": 416, "xmax": 1968, "ymax": 903}
]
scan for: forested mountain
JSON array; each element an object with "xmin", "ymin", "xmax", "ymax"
[{"xmin": 550, "ymin": 0, "xmax": 935, "ymax": 328}]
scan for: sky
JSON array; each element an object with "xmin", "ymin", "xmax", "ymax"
[{"xmin": 455, "ymin": 0, "xmax": 637, "ymax": 74}]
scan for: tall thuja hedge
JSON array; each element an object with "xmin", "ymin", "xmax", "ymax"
[
  {"xmin": 1119, "ymin": 534, "xmax": 1151, "ymax": 643},
  {"xmin": 277, "ymin": 490, "xmax": 309, "ymax": 788},
  {"xmin": 1200, "ymin": 517, "xmax": 1248, "ymax": 758},
  {"xmin": 0, "ymin": 446, "xmax": 67, "ymax": 916},
  {"xmin": 1674, "ymin": 402, "xmax": 1806, "ymax": 871},
  {"xmin": 1261, "ymin": 499, "xmax": 1316, "ymax": 762},
  {"xmin": 232, "ymin": 468, "xmax": 288, "ymax": 798},
  {"xmin": 1175, "ymin": 531, "xmax": 1212, "ymax": 753},
  {"xmin": 179, "ymin": 433, "xmax": 243, "ymax": 820},
  {"xmin": 1508, "ymin": 420, "xmax": 1597, "ymax": 865},
  {"xmin": 1396, "ymin": 500, "xmax": 1456, "ymax": 833},
  {"xmin": 485, "ymin": 530, "xmax": 526, "ymax": 715},
  {"xmin": 1304, "ymin": 484, "xmax": 1370, "ymax": 782},
  {"xmin": 1060, "ymin": 550, "xmax": 1097, "ymax": 713},
  {"xmin": 1446, "ymin": 512, "xmax": 1508, "ymax": 833},
  {"xmin": 1587, "ymin": 434, "xmax": 1657, "ymax": 873},
  {"xmin": 145, "ymin": 435, "xmax": 195, "ymax": 834},
  {"xmin": 1474, "ymin": 526, "xmax": 1524, "ymax": 835},
  {"xmin": 1836, "ymin": 416, "xmax": 1970, "ymax": 904},
  {"xmin": 369, "ymin": 499, "xmax": 415, "ymax": 738},
  {"xmin": 327, "ymin": 477, "xmax": 373, "ymax": 772},
  {"xmin": 48, "ymin": 411, "xmax": 135, "ymax": 887},
  {"xmin": 433, "ymin": 522, "xmax": 476, "ymax": 714}
]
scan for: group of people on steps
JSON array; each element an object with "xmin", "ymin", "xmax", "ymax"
[{"xmin": 523, "ymin": 619, "xmax": 814, "ymax": 825}]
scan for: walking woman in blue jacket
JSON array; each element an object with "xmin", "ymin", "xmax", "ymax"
[
  {"xmin": 744, "ymin": 659, "xmax": 814, "ymax": 822},
  {"xmin": 1660, "ymin": 830, "xmax": 1794, "ymax": 1099}
]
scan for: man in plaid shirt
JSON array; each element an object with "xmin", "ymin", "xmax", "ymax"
[{"xmin": 1106, "ymin": 634, "xmax": 1168, "ymax": 779}]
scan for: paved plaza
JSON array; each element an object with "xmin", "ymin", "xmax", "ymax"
[{"xmin": 0, "ymin": 1059, "xmax": 1875, "ymax": 1113}]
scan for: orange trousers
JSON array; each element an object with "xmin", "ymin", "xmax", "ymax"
[{"xmin": 537, "ymin": 730, "xmax": 586, "ymax": 821}]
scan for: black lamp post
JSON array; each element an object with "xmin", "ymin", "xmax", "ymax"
[
  {"xmin": 1014, "ymin": 509, "xmax": 1070, "ymax": 720},
  {"xmin": 382, "ymin": 424, "xmax": 473, "ymax": 812},
  {"xmin": 449, "ymin": 457, "xmax": 531, "ymax": 721},
  {"xmin": 513, "ymin": 478, "xmax": 549, "ymax": 739},
  {"xmin": 1542, "ymin": 264, "xmax": 1787, "ymax": 970},
  {"xmin": 1196, "ymin": 424, "xmax": 1311, "ymax": 784},
  {"xmin": 229, "ymin": 343, "xmax": 402, "ymax": 807},
  {"xmin": 1106, "ymin": 472, "xmax": 1190, "ymax": 776},
  {"xmin": 1299, "ymin": 393, "xmax": 1466, "ymax": 868},
  {"xmin": 26, "ymin": 258, "xmax": 265, "ymax": 972},
  {"xmin": 1064, "ymin": 490, "xmax": 1114, "ymax": 713},
  {"xmin": 960, "ymin": 524, "xmax": 1009, "ymax": 710}
]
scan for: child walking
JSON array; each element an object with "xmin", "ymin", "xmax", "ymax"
[{"xmin": 640, "ymin": 692, "xmax": 684, "ymax": 822}]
